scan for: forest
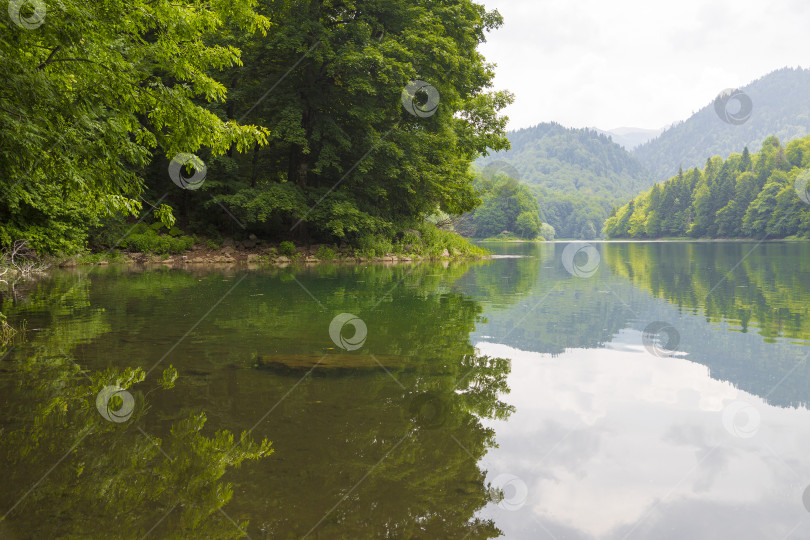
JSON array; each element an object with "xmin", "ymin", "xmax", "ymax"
[
  {"xmin": 478, "ymin": 122, "xmax": 653, "ymax": 199},
  {"xmin": 0, "ymin": 0, "xmax": 512, "ymax": 256},
  {"xmin": 472, "ymin": 122, "xmax": 651, "ymax": 239},
  {"xmin": 455, "ymin": 171, "xmax": 554, "ymax": 240},
  {"xmin": 456, "ymin": 169, "xmax": 605, "ymax": 241},
  {"xmin": 634, "ymin": 67, "xmax": 810, "ymax": 181},
  {"xmin": 604, "ymin": 135, "xmax": 810, "ymax": 239}
]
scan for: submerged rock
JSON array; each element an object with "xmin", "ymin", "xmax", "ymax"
[{"xmin": 255, "ymin": 353, "xmax": 408, "ymax": 373}]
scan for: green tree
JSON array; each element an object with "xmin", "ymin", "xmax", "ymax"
[
  {"xmin": 471, "ymin": 174, "xmax": 541, "ymax": 238},
  {"xmin": 515, "ymin": 211, "xmax": 541, "ymax": 239},
  {"xmin": 0, "ymin": 0, "xmax": 270, "ymax": 252},
  {"xmin": 540, "ymin": 222, "xmax": 556, "ymax": 241},
  {"xmin": 644, "ymin": 183, "xmax": 663, "ymax": 237},
  {"xmin": 741, "ymin": 146, "xmax": 753, "ymax": 171},
  {"xmin": 189, "ymin": 0, "xmax": 513, "ymax": 244}
]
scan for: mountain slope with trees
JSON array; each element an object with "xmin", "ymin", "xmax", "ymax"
[
  {"xmin": 605, "ymin": 135, "xmax": 810, "ymax": 239},
  {"xmin": 472, "ymin": 122, "xmax": 654, "ymax": 239},
  {"xmin": 456, "ymin": 171, "xmax": 555, "ymax": 240},
  {"xmin": 633, "ymin": 67, "xmax": 810, "ymax": 181},
  {"xmin": 478, "ymin": 122, "xmax": 653, "ymax": 199}
]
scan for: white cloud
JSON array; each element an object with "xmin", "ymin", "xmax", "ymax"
[{"xmin": 479, "ymin": 0, "xmax": 810, "ymax": 130}]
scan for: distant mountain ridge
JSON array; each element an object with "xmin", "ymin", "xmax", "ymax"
[
  {"xmin": 592, "ymin": 126, "xmax": 665, "ymax": 150},
  {"xmin": 633, "ymin": 67, "xmax": 810, "ymax": 181},
  {"xmin": 473, "ymin": 67, "xmax": 810, "ymax": 239},
  {"xmin": 478, "ymin": 122, "xmax": 653, "ymax": 200}
]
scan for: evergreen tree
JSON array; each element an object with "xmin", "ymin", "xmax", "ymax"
[
  {"xmin": 606, "ymin": 135, "xmax": 810, "ymax": 241},
  {"xmin": 741, "ymin": 146, "xmax": 752, "ymax": 172}
]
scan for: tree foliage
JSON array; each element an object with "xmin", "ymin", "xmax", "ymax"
[
  {"xmin": 0, "ymin": 0, "xmax": 511, "ymax": 253},
  {"xmin": 0, "ymin": 0, "xmax": 271, "ymax": 253},
  {"xmin": 466, "ymin": 171, "xmax": 552, "ymax": 239},
  {"xmin": 150, "ymin": 0, "xmax": 512, "ymax": 246},
  {"xmin": 605, "ymin": 135, "xmax": 810, "ymax": 239}
]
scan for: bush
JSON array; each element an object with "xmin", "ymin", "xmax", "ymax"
[
  {"xmin": 356, "ymin": 234, "xmax": 393, "ymax": 258},
  {"xmin": 118, "ymin": 224, "xmax": 194, "ymax": 254},
  {"xmin": 401, "ymin": 231, "xmax": 421, "ymax": 246},
  {"xmin": 389, "ymin": 223, "xmax": 489, "ymax": 258},
  {"xmin": 202, "ymin": 237, "xmax": 221, "ymax": 250},
  {"xmin": 316, "ymin": 245, "xmax": 337, "ymax": 261},
  {"xmin": 74, "ymin": 250, "xmax": 126, "ymax": 264},
  {"xmin": 540, "ymin": 223, "xmax": 556, "ymax": 241},
  {"xmin": 278, "ymin": 241, "xmax": 296, "ymax": 257}
]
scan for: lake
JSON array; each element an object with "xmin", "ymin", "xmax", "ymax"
[{"xmin": 2, "ymin": 242, "xmax": 810, "ymax": 539}]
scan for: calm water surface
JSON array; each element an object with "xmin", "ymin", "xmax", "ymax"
[{"xmin": 2, "ymin": 242, "xmax": 810, "ymax": 539}]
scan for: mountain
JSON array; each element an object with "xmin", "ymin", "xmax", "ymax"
[
  {"xmin": 593, "ymin": 126, "xmax": 665, "ymax": 150},
  {"xmin": 474, "ymin": 123, "xmax": 654, "ymax": 239},
  {"xmin": 634, "ymin": 67, "xmax": 810, "ymax": 181},
  {"xmin": 478, "ymin": 122, "xmax": 653, "ymax": 200}
]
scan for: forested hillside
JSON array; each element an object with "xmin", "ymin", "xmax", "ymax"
[
  {"xmin": 455, "ymin": 171, "xmax": 555, "ymax": 240},
  {"xmin": 605, "ymin": 135, "xmax": 810, "ymax": 239},
  {"xmin": 479, "ymin": 122, "xmax": 653, "ymax": 199},
  {"xmin": 528, "ymin": 185, "xmax": 609, "ymax": 239},
  {"xmin": 0, "ymin": 0, "xmax": 511, "ymax": 254},
  {"xmin": 472, "ymin": 122, "xmax": 653, "ymax": 239},
  {"xmin": 634, "ymin": 67, "xmax": 810, "ymax": 181}
]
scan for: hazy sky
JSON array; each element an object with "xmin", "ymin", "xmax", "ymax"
[{"xmin": 479, "ymin": 0, "xmax": 810, "ymax": 131}]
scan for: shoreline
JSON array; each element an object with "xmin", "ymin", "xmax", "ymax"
[
  {"xmin": 56, "ymin": 245, "xmax": 492, "ymax": 268},
  {"xmin": 477, "ymin": 238, "xmax": 810, "ymax": 243}
]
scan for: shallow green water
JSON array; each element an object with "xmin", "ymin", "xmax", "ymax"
[{"xmin": 2, "ymin": 242, "xmax": 810, "ymax": 539}]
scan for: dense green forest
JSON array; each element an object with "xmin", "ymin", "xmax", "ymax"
[
  {"xmin": 455, "ymin": 170, "xmax": 555, "ymax": 240},
  {"xmin": 634, "ymin": 67, "xmax": 810, "ymax": 181},
  {"xmin": 478, "ymin": 122, "xmax": 653, "ymax": 198},
  {"xmin": 470, "ymin": 123, "xmax": 652, "ymax": 239},
  {"xmin": 454, "ymin": 167, "xmax": 605, "ymax": 241},
  {"xmin": 527, "ymin": 184, "xmax": 608, "ymax": 239},
  {"xmin": 605, "ymin": 135, "xmax": 810, "ymax": 239},
  {"xmin": 0, "ymin": 0, "xmax": 512, "ymax": 255}
]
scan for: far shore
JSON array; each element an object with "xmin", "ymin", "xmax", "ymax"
[{"xmin": 475, "ymin": 237, "xmax": 809, "ymax": 243}]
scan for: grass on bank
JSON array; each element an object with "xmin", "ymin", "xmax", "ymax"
[
  {"xmin": 66, "ymin": 221, "xmax": 489, "ymax": 263},
  {"xmin": 354, "ymin": 224, "xmax": 489, "ymax": 259},
  {"xmin": 474, "ymin": 232, "xmax": 551, "ymax": 243}
]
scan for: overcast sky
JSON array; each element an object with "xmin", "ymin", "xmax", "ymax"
[{"xmin": 479, "ymin": 0, "xmax": 810, "ymax": 131}]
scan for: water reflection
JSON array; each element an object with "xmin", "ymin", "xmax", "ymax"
[
  {"xmin": 0, "ymin": 262, "xmax": 515, "ymax": 538},
  {"xmin": 0, "ymin": 275, "xmax": 271, "ymax": 539},
  {"xmin": 3, "ymin": 242, "xmax": 810, "ymax": 538},
  {"xmin": 471, "ymin": 242, "xmax": 810, "ymax": 539},
  {"xmin": 603, "ymin": 242, "xmax": 810, "ymax": 342},
  {"xmin": 474, "ymin": 340, "xmax": 810, "ymax": 540},
  {"xmin": 473, "ymin": 242, "xmax": 810, "ymax": 407}
]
